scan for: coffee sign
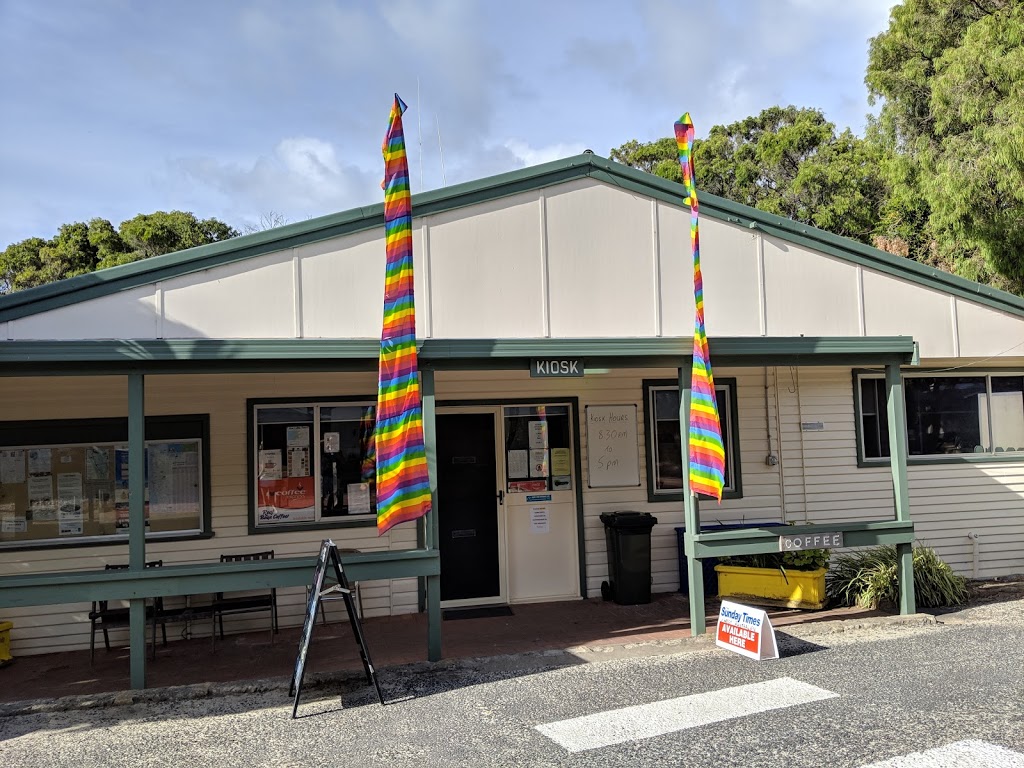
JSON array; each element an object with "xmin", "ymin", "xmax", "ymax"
[{"xmin": 778, "ymin": 532, "xmax": 844, "ymax": 551}]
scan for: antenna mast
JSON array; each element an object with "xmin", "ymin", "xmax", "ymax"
[{"xmin": 435, "ymin": 114, "xmax": 447, "ymax": 187}]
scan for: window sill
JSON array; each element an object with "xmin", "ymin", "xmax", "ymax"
[
  {"xmin": 858, "ymin": 453, "xmax": 1024, "ymax": 468},
  {"xmin": 249, "ymin": 517, "xmax": 378, "ymax": 535},
  {"xmin": 647, "ymin": 490, "xmax": 743, "ymax": 503},
  {"xmin": 0, "ymin": 530, "xmax": 215, "ymax": 553}
]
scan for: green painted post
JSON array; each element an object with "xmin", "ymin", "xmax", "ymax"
[
  {"xmin": 421, "ymin": 367, "xmax": 442, "ymax": 661},
  {"xmin": 885, "ymin": 362, "xmax": 916, "ymax": 614},
  {"xmin": 128, "ymin": 373, "xmax": 146, "ymax": 689},
  {"xmin": 680, "ymin": 368, "xmax": 705, "ymax": 635}
]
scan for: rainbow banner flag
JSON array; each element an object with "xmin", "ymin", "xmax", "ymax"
[
  {"xmin": 375, "ymin": 94, "xmax": 432, "ymax": 534},
  {"xmin": 675, "ymin": 113, "xmax": 726, "ymax": 501}
]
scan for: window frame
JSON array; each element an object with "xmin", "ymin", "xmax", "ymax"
[
  {"xmin": 0, "ymin": 414, "xmax": 212, "ymax": 551},
  {"xmin": 641, "ymin": 378, "xmax": 742, "ymax": 502},
  {"xmin": 247, "ymin": 396, "xmax": 379, "ymax": 534},
  {"xmin": 853, "ymin": 369, "xmax": 1024, "ymax": 466}
]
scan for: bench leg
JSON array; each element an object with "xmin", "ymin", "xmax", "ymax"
[{"xmin": 90, "ymin": 620, "xmax": 96, "ymax": 665}]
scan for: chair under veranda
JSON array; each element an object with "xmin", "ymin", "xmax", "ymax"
[
  {"xmin": 88, "ymin": 560, "xmax": 167, "ymax": 662},
  {"xmin": 209, "ymin": 550, "xmax": 279, "ymax": 645}
]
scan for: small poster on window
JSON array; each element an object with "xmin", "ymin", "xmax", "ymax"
[
  {"xmin": 347, "ymin": 483, "xmax": 372, "ymax": 515},
  {"xmin": 324, "ymin": 432, "xmax": 340, "ymax": 454},
  {"xmin": 257, "ymin": 477, "xmax": 315, "ymax": 523},
  {"xmin": 507, "ymin": 449, "xmax": 529, "ymax": 479},
  {"xmin": 286, "ymin": 426, "xmax": 310, "ymax": 448},
  {"xmin": 28, "ymin": 475, "xmax": 54, "ymax": 510},
  {"xmin": 529, "ymin": 421, "xmax": 549, "ymax": 449},
  {"xmin": 259, "ymin": 449, "xmax": 283, "ymax": 480},
  {"xmin": 0, "ymin": 450, "xmax": 25, "ymax": 484},
  {"xmin": 58, "ymin": 506, "xmax": 84, "ymax": 536},
  {"xmin": 2, "ymin": 515, "xmax": 27, "ymax": 534},
  {"xmin": 530, "ymin": 449, "xmax": 549, "ymax": 478},
  {"xmin": 85, "ymin": 447, "xmax": 109, "ymax": 481},
  {"xmin": 287, "ymin": 447, "xmax": 310, "ymax": 478},
  {"xmin": 28, "ymin": 448, "xmax": 51, "ymax": 475},
  {"xmin": 551, "ymin": 448, "xmax": 572, "ymax": 476}
]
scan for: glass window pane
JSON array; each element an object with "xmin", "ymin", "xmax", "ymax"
[
  {"xmin": 650, "ymin": 385, "xmax": 732, "ymax": 494},
  {"xmin": 320, "ymin": 405, "xmax": 376, "ymax": 517},
  {"xmin": 860, "ymin": 379, "xmax": 890, "ymax": 459},
  {"xmin": 255, "ymin": 406, "xmax": 315, "ymax": 525},
  {"xmin": 905, "ymin": 377, "xmax": 985, "ymax": 455},
  {"xmin": 504, "ymin": 405, "xmax": 572, "ymax": 492},
  {"xmin": 1, "ymin": 437, "xmax": 203, "ymax": 547},
  {"xmin": 988, "ymin": 377, "xmax": 1024, "ymax": 452}
]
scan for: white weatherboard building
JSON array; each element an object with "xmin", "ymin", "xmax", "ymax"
[{"xmin": 1, "ymin": 154, "xmax": 1023, "ymax": 665}]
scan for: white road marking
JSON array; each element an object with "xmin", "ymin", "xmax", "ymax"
[
  {"xmin": 860, "ymin": 740, "xmax": 1024, "ymax": 767},
  {"xmin": 535, "ymin": 676, "xmax": 838, "ymax": 753}
]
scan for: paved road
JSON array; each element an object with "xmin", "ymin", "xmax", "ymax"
[{"xmin": 2, "ymin": 600, "xmax": 1023, "ymax": 767}]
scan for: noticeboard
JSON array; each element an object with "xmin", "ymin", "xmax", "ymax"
[{"xmin": 585, "ymin": 405, "xmax": 640, "ymax": 488}]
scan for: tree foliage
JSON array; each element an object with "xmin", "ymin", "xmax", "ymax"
[
  {"xmin": 1, "ymin": 211, "xmax": 238, "ymax": 293},
  {"xmin": 868, "ymin": 0, "xmax": 1024, "ymax": 290},
  {"xmin": 610, "ymin": 106, "xmax": 886, "ymax": 244}
]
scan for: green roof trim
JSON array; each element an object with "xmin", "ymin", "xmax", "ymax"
[
  {"xmin": 3, "ymin": 153, "xmax": 1021, "ymax": 323},
  {"xmin": 0, "ymin": 336, "xmax": 915, "ymax": 376}
]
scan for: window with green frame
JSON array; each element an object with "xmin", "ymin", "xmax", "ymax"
[
  {"xmin": 641, "ymin": 379, "xmax": 742, "ymax": 501},
  {"xmin": 249, "ymin": 398, "xmax": 378, "ymax": 530},
  {"xmin": 856, "ymin": 371, "xmax": 1024, "ymax": 461},
  {"xmin": 0, "ymin": 414, "xmax": 210, "ymax": 549}
]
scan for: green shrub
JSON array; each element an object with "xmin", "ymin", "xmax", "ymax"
[
  {"xmin": 825, "ymin": 545, "xmax": 968, "ymax": 609},
  {"xmin": 718, "ymin": 548, "xmax": 829, "ymax": 572}
]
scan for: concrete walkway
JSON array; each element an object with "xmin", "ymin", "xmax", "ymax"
[{"xmin": 0, "ymin": 593, "xmax": 889, "ymax": 705}]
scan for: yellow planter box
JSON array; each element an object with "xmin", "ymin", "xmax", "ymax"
[
  {"xmin": 715, "ymin": 565, "xmax": 827, "ymax": 610},
  {"xmin": 0, "ymin": 620, "xmax": 12, "ymax": 665}
]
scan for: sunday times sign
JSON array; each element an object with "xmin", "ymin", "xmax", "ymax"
[{"xmin": 715, "ymin": 600, "xmax": 778, "ymax": 661}]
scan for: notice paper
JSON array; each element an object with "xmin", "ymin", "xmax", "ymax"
[
  {"xmin": 529, "ymin": 421, "xmax": 549, "ymax": 449},
  {"xmin": 0, "ymin": 450, "xmax": 25, "ymax": 484},
  {"xmin": 286, "ymin": 426, "xmax": 310, "ymax": 448},
  {"xmin": 529, "ymin": 450, "xmax": 549, "ymax": 478},
  {"xmin": 551, "ymin": 448, "xmax": 571, "ymax": 476},
  {"xmin": 85, "ymin": 447, "xmax": 110, "ymax": 481},
  {"xmin": 28, "ymin": 448, "xmax": 51, "ymax": 475},
  {"xmin": 530, "ymin": 506, "xmax": 550, "ymax": 533},
  {"xmin": 347, "ymin": 483, "xmax": 371, "ymax": 515},
  {"xmin": 507, "ymin": 450, "xmax": 529, "ymax": 479},
  {"xmin": 28, "ymin": 475, "xmax": 54, "ymax": 509},
  {"xmin": 259, "ymin": 449, "xmax": 283, "ymax": 480},
  {"xmin": 57, "ymin": 472, "xmax": 84, "ymax": 506}
]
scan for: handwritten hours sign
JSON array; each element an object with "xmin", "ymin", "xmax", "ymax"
[{"xmin": 585, "ymin": 405, "xmax": 640, "ymax": 488}]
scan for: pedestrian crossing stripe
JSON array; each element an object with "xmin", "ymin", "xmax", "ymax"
[
  {"xmin": 535, "ymin": 677, "xmax": 838, "ymax": 753},
  {"xmin": 859, "ymin": 740, "xmax": 1024, "ymax": 767}
]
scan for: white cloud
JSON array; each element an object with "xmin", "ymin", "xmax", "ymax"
[
  {"xmin": 503, "ymin": 140, "xmax": 587, "ymax": 167},
  {"xmin": 176, "ymin": 137, "xmax": 379, "ymax": 226}
]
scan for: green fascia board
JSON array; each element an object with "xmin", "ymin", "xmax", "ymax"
[
  {"xmin": 0, "ymin": 336, "xmax": 915, "ymax": 374},
  {"xmin": 688, "ymin": 520, "xmax": 915, "ymax": 559},
  {"xmin": 3, "ymin": 154, "xmax": 1024, "ymax": 324},
  {"xmin": 0, "ymin": 549, "xmax": 440, "ymax": 609}
]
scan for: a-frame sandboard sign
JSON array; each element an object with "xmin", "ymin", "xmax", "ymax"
[{"xmin": 290, "ymin": 539, "xmax": 384, "ymax": 717}]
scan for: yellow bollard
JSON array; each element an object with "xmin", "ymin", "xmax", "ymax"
[{"xmin": 0, "ymin": 621, "xmax": 13, "ymax": 665}]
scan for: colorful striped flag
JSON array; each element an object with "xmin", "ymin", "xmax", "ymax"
[
  {"xmin": 375, "ymin": 94, "xmax": 432, "ymax": 535},
  {"xmin": 675, "ymin": 113, "xmax": 726, "ymax": 501}
]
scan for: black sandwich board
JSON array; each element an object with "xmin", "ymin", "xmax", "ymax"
[{"xmin": 290, "ymin": 539, "xmax": 384, "ymax": 717}]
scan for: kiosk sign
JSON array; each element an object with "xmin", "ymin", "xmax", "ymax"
[{"xmin": 715, "ymin": 600, "xmax": 778, "ymax": 661}]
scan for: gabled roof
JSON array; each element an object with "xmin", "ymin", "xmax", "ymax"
[{"xmin": 3, "ymin": 153, "xmax": 1023, "ymax": 322}]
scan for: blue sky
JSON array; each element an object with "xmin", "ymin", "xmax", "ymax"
[{"xmin": 0, "ymin": 0, "xmax": 895, "ymax": 248}]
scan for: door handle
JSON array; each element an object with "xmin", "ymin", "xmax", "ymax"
[{"xmin": 497, "ymin": 489, "xmax": 504, "ymax": 506}]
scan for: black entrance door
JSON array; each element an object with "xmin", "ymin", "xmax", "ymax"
[{"xmin": 437, "ymin": 413, "xmax": 500, "ymax": 602}]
